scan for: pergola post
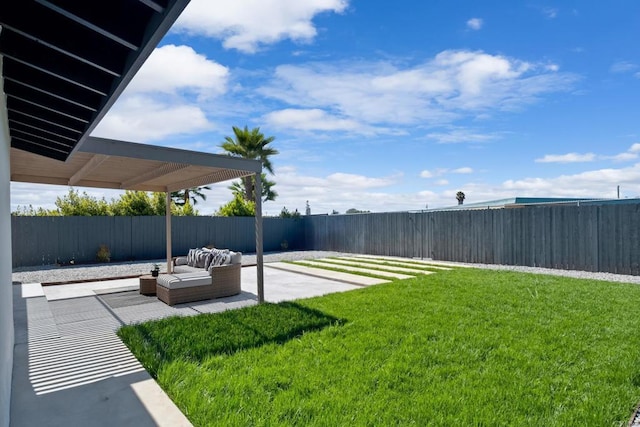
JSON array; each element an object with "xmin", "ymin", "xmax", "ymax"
[
  {"xmin": 166, "ymin": 191, "xmax": 172, "ymax": 274},
  {"xmin": 254, "ymin": 173, "xmax": 264, "ymax": 303}
]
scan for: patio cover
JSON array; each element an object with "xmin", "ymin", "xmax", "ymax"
[{"xmin": 10, "ymin": 136, "xmax": 266, "ymax": 302}]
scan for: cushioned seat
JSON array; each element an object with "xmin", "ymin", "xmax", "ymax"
[
  {"xmin": 157, "ymin": 272, "xmax": 212, "ymax": 289},
  {"xmin": 156, "ymin": 272, "xmax": 214, "ymax": 306},
  {"xmin": 156, "ymin": 262, "xmax": 242, "ymax": 305}
]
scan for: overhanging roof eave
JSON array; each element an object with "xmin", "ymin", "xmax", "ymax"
[{"xmin": 70, "ymin": 0, "xmax": 191, "ymax": 157}]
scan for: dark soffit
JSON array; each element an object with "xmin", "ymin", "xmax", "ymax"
[{"xmin": 0, "ymin": 0, "xmax": 190, "ymax": 161}]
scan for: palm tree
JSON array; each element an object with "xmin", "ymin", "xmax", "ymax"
[
  {"xmin": 229, "ymin": 173, "xmax": 278, "ymax": 202},
  {"xmin": 220, "ymin": 126, "xmax": 278, "ymax": 201},
  {"xmin": 456, "ymin": 191, "xmax": 466, "ymax": 205},
  {"xmin": 171, "ymin": 186, "xmax": 211, "ymax": 206}
]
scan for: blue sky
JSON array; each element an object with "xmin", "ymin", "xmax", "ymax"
[{"xmin": 11, "ymin": 0, "xmax": 640, "ymax": 214}]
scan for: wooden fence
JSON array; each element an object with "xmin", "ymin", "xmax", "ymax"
[
  {"xmin": 11, "ymin": 216, "xmax": 304, "ymax": 267},
  {"xmin": 11, "ymin": 203, "xmax": 640, "ymax": 275},
  {"xmin": 305, "ymin": 204, "xmax": 640, "ymax": 275}
]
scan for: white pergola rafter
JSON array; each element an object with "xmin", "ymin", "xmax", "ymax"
[
  {"xmin": 166, "ymin": 169, "xmax": 251, "ymax": 193},
  {"xmin": 120, "ymin": 162, "xmax": 190, "ymax": 189},
  {"xmin": 68, "ymin": 154, "xmax": 109, "ymax": 185}
]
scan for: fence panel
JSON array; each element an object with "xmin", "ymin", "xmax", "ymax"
[{"xmin": 12, "ymin": 216, "xmax": 304, "ymax": 267}]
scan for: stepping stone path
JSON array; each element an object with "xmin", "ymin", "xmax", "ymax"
[
  {"xmin": 289, "ymin": 255, "xmax": 459, "ymax": 283},
  {"xmin": 267, "ymin": 262, "xmax": 389, "ymax": 286}
]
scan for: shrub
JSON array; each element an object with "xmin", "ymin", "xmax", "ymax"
[{"xmin": 96, "ymin": 244, "xmax": 111, "ymax": 263}]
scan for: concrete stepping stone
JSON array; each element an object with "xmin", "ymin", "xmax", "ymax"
[
  {"xmin": 267, "ymin": 262, "xmax": 389, "ymax": 286},
  {"xmin": 339, "ymin": 256, "xmax": 451, "ymax": 270},
  {"xmin": 319, "ymin": 258, "xmax": 435, "ymax": 275},
  {"xmin": 353, "ymin": 254, "xmax": 471, "ymax": 268},
  {"xmin": 295, "ymin": 260, "xmax": 415, "ymax": 280}
]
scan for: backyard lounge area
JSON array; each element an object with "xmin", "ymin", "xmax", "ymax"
[
  {"xmin": 3, "ymin": 1, "xmax": 640, "ymax": 426},
  {"xmin": 10, "ymin": 253, "xmax": 640, "ymax": 425}
]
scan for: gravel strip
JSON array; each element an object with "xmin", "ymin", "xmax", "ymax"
[{"xmin": 11, "ymin": 251, "xmax": 353, "ymax": 284}]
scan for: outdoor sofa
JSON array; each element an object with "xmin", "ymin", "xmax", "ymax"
[{"xmin": 155, "ymin": 248, "xmax": 242, "ymax": 305}]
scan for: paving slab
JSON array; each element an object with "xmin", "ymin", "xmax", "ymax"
[
  {"xmin": 353, "ymin": 254, "xmax": 472, "ymax": 268},
  {"xmin": 43, "ymin": 278, "xmax": 142, "ymax": 300},
  {"xmin": 265, "ymin": 262, "xmax": 389, "ymax": 287},
  {"xmin": 337, "ymin": 256, "xmax": 452, "ymax": 271},
  {"xmin": 320, "ymin": 258, "xmax": 435, "ymax": 275},
  {"xmin": 294, "ymin": 260, "xmax": 415, "ymax": 280},
  {"xmin": 248, "ymin": 264, "xmax": 367, "ymax": 300}
]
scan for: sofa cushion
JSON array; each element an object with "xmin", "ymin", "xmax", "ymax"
[
  {"xmin": 174, "ymin": 256, "xmax": 188, "ymax": 266},
  {"xmin": 157, "ymin": 272, "xmax": 211, "ymax": 290},
  {"xmin": 204, "ymin": 251, "xmax": 215, "ymax": 271},
  {"xmin": 193, "ymin": 249, "xmax": 209, "ymax": 268},
  {"xmin": 230, "ymin": 251, "xmax": 242, "ymax": 265},
  {"xmin": 211, "ymin": 248, "xmax": 230, "ymax": 266},
  {"xmin": 173, "ymin": 265, "xmax": 200, "ymax": 274}
]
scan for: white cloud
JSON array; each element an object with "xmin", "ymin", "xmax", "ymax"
[
  {"xmin": 453, "ymin": 167, "xmax": 473, "ymax": 174},
  {"xmin": 94, "ymin": 45, "xmax": 228, "ymax": 142},
  {"xmin": 326, "ymin": 172, "xmax": 399, "ymax": 188},
  {"xmin": 420, "ymin": 168, "xmax": 448, "ymax": 178},
  {"xmin": 435, "ymin": 179, "xmax": 449, "ymax": 186},
  {"xmin": 503, "ymin": 163, "xmax": 640, "ymax": 198},
  {"xmin": 427, "ymin": 129, "xmax": 502, "ymax": 144},
  {"xmin": 608, "ymin": 152, "xmax": 638, "ymax": 162},
  {"xmin": 466, "ymin": 18, "xmax": 483, "ymax": 30},
  {"xmin": 175, "ymin": 0, "xmax": 348, "ymax": 53},
  {"xmin": 610, "ymin": 61, "xmax": 637, "ymax": 73},
  {"xmin": 92, "ymin": 96, "xmax": 211, "ymax": 142},
  {"xmin": 535, "ymin": 152, "xmax": 596, "ymax": 163},
  {"xmin": 259, "ymin": 50, "xmax": 577, "ymax": 134},
  {"xmin": 263, "ymin": 108, "xmax": 366, "ymax": 133},
  {"xmin": 535, "ymin": 145, "xmax": 640, "ymax": 164},
  {"xmin": 543, "ymin": 8, "xmax": 558, "ymax": 18},
  {"xmin": 126, "ymin": 45, "xmax": 229, "ymax": 96}
]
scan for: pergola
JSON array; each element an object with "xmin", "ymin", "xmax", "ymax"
[{"xmin": 10, "ymin": 136, "xmax": 267, "ymax": 302}]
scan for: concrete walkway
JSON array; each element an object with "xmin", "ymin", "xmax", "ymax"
[{"xmin": 10, "ymin": 264, "xmax": 367, "ymax": 426}]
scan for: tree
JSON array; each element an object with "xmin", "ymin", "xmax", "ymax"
[
  {"xmin": 151, "ymin": 192, "xmax": 198, "ymax": 216},
  {"xmin": 110, "ymin": 191, "xmax": 156, "ymax": 216},
  {"xmin": 20, "ymin": 189, "xmax": 199, "ymax": 217},
  {"xmin": 456, "ymin": 191, "xmax": 466, "ymax": 205},
  {"xmin": 216, "ymin": 194, "xmax": 256, "ymax": 217},
  {"xmin": 220, "ymin": 126, "xmax": 278, "ymax": 201},
  {"xmin": 12, "ymin": 205, "xmax": 56, "ymax": 216},
  {"xmin": 279, "ymin": 207, "xmax": 301, "ymax": 219},
  {"xmin": 346, "ymin": 208, "xmax": 370, "ymax": 214},
  {"xmin": 54, "ymin": 188, "xmax": 111, "ymax": 216},
  {"xmin": 171, "ymin": 186, "xmax": 210, "ymax": 206},
  {"xmin": 229, "ymin": 173, "xmax": 278, "ymax": 202}
]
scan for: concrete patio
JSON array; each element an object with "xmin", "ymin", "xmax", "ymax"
[{"xmin": 10, "ymin": 263, "xmax": 370, "ymax": 426}]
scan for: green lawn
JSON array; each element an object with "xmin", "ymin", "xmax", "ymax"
[{"xmin": 118, "ymin": 268, "xmax": 640, "ymax": 426}]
